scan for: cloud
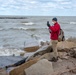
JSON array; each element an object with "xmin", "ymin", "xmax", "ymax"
[{"xmin": 0, "ymin": 0, "xmax": 76, "ymax": 15}]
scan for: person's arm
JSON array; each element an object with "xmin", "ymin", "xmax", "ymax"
[{"xmin": 49, "ymin": 25, "xmax": 59, "ymax": 32}]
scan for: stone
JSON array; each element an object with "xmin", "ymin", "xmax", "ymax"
[
  {"xmin": 58, "ymin": 52, "xmax": 68, "ymax": 59},
  {"xmin": 20, "ymin": 52, "xmax": 25, "ymax": 56},
  {"xmin": 26, "ymin": 45, "xmax": 52, "ymax": 61},
  {"xmin": 39, "ymin": 53, "xmax": 54, "ymax": 61},
  {"xmin": 67, "ymin": 37, "xmax": 76, "ymax": 44},
  {"xmin": 71, "ymin": 69, "xmax": 76, "ymax": 74},
  {"xmin": 9, "ymin": 58, "xmax": 39, "ymax": 75},
  {"xmin": 57, "ymin": 41, "xmax": 76, "ymax": 51},
  {"xmin": 25, "ymin": 59, "xmax": 54, "ymax": 75},
  {"xmin": 68, "ymin": 48, "xmax": 76, "ymax": 58}
]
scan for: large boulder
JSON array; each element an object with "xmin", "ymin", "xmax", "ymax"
[
  {"xmin": 57, "ymin": 41, "xmax": 76, "ymax": 51},
  {"xmin": 9, "ymin": 58, "xmax": 39, "ymax": 75},
  {"xmin": 25, "ymin": 59, "xmax": 54, "ymax": 75}
]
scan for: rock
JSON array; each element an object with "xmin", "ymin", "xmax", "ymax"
[
  {"xmin": 25, "ymin": 59, "xmax": 54, "ymax": 75},
  {"xmin": 71, "ymin": 69, "xmax": 76, "ymax": 74},
  {"xmin": 40, "ymin": 41, "xmax": 50, "ymax": 47},
  {"xmin": 67, "ymin": 37, "xmax": 76, "ymax": 44},
  {"xmin": 57, "ymin": 41, "xmax": 76, "ymax": 51},
  {"xmin": 0, "ymin": 69, "xmax": 8, "ymax": 75},
  {"xmin": 24, "ymin": 46, "xmax": 39, "ymax": 52},
  {"xmin": 26, "ymin": 45, "xmax": 52, "ymax": 61},
  {"xmin": 9, "ymin": 58, "xmax": 39, "ymax": 75},
  {"xmin": 58, "ymin": 52, "xmax": 68, "ymax": 58},
  {"xmin": 20, "ymin": 52, "xmax": 25, "ymax": 56},
  {"xmin": 39, "ymin": 53, "xmax": 54, "ymax": 61},
  {"xmin": 68, "ymin": 48, "xmax": 76, "ymax": 58}
]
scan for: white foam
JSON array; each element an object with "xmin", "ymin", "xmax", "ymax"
[
  {"xmin": 11, "ymin": 27, "xmax": 28, "ymax": 30},
  {"xmin": 23, "ymin": 22, "xmax": 34, "ymax": 25},
  {"xmin": 70, "ymin": 22, "xmax": 76, "ymax": 25},
  {"xmin": 18, "ymin": 27, "xmax": 28, "ymax": 30},
  {"xmin": 0, "ymin": 47, "xmax": 25, "ymax": 56}
]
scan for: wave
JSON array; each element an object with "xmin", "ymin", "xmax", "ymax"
[
  {"xmin": 0, "ymin": 27, "xmax": 47, "ymax": 32},
  {"xmin": 10, "ymin": 27, "xmax": 47, "ymax": 31},
  {"xmin": 0, "ymin": 28, "xmax": 5, "ymax": 31},
  {"xmin": 22, "ymin": 22, "xmax": 34, "ymax": 25},
  {"xmin": 70, "ymin": 22, "xmax": 76, "ymax": 25},
  {"xmin": 10, "ymin": 27, "xmax": 28, "ymax": 30},
  {"xmin": 59, "ymin": 21, "xmax": 70, "ymax": 24},
  {"xmin": 0, "ymin": 47, "xmax": 25, "ymax": 56},
  {"xmin": 10, "ymin": 27, "xmax": 34, "ymax": 31}
]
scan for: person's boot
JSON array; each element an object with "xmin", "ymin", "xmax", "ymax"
[{"xmin": 50, "ymin": 57, "xmax": 58, "ymax": 62}]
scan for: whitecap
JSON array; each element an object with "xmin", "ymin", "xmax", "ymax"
[
  {"xmin": 22, "ymin": 22, "xmax": 34, "ymax": 25},
  {"xmin": 0, "ymin": 47, "xmax": 25, "ymax": 56},
  {"xmin": 10, "ymin": 27, "xmax": 28, "ymax": 30},
  {"xmin": 70, "ymin": 22, "xmax": 76, "ymax": 25}
]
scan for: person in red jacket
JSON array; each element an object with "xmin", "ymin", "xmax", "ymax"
[{"xmin": 47, "ymin": 17, "xmax": 60, "ymax": 62}]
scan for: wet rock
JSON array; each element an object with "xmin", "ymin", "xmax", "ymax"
[
  {"xmin": 20, "ymin": 52, "xmax": 25, "ymax": 56},
  {"xmin": 25, "ymin": 59, "xmax": 53, "ymax": 75}
]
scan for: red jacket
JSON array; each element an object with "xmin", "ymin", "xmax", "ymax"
[{"xmin": 49, "ymin": 22, "xmax": 60, "ymax": 40}]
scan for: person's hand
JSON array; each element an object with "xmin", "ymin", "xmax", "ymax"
[{"xmin": 47, "ymin": 21, "xmax": 50, "ymax": 27}]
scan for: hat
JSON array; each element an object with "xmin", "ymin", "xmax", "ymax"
[{"xmin": 52, "ymin": 17, "xmax": 57, "ymax": 21}]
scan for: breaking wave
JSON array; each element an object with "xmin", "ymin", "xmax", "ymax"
[
  {"xmin": 70, "ymin": 22, "xmax": 76, "ymax": 25},
  {"xmin": 10, "ymin": 27, "xmax": 28, "ymax": 30},
  {"xmin": 0, "ymin": 47, "xmax": 25, "ymax": 56},
  {"xmin": 10, "ymin": 27, "xmax": 47, "ymax": 31},
  {"xmin": 22, "ymin": 22, "xmax": 34, "ymax": 25}
]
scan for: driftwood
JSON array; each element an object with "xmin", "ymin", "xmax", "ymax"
[{"xmin": 24, "ymin": 46, "xmax": 39, "ymax": 52}]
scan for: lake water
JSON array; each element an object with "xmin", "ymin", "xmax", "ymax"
[{"xmin": 0, "ymin": 16, "xmax": 76, "ymax": 68}]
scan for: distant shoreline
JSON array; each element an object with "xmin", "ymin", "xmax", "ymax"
[
  {"xmin": 0, "ymin": 17, "xmax": 27, "ymax": 19},
  {"xmin": 0, "ymin": 16, "xmax": 76, "ymax": 19}
]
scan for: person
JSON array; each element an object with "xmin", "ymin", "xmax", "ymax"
[{"xmin": 47, "ymin": 17, "xmax": 60, "ymax": 62}]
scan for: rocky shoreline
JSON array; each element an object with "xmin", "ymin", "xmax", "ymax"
[{"xmin": 0, "ymin": 37, "xmax": 76, "ymax": 75}]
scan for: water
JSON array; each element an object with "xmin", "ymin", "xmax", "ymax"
[
  {"xmin": 0, "ymin": 16, "xmax": 76, "ymax": 49},
  {"xmin": 0, "ymin": 16, "xmax": 76, "ymax": 68}
]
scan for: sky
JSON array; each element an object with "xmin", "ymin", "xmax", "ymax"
[{"xmin": 0, "ymin": 0, "xmax": 76, "ymax": 16}]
